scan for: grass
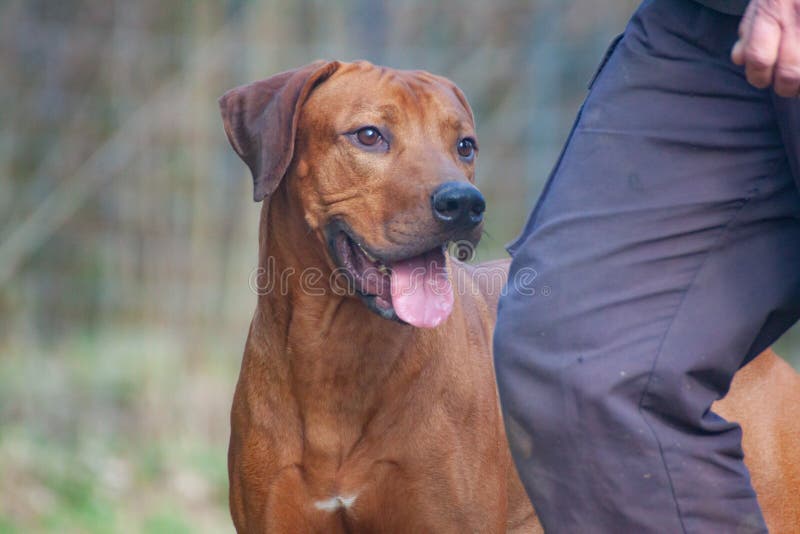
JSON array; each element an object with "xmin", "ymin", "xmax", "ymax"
[{"xmin": 0, "ymin": 329, "xmax": 237, "ymax": 534}]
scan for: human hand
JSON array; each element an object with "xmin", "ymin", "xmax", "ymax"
[{"xmin": 732, "ymin": 0, "xmax": 800, "ymax": 97}]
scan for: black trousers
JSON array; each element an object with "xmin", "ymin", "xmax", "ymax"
[{"xmin": 494, "ymin": 0, "xmax": 800, "ymax": 532}]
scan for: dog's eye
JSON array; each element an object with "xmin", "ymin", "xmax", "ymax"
[
  {"xmin": 457, "ymin": 138, "xmax": 477, "ymax": 160},
  {"xmin": 355, "ymin": 126, "xmax": 382, "ymax": 147}
]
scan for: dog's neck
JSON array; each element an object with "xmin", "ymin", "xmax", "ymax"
[{"xmin": 249, "ymin": 185, "xmax": 426, "ymax": 425}]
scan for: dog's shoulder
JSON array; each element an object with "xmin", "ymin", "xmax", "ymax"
[{"xmin": 452, "ymin": 257, "xmax": 510, "ymax": 316}]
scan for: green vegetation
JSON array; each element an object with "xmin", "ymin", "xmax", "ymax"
[{"xmin": 0, "ymin": 332, "xmax": 236, "ymax": 533}]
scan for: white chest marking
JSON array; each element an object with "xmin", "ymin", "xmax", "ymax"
[{"xmin": 314, "ymin": 494, "xmax": 358, "ymax": 512}]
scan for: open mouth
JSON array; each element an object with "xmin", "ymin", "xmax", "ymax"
[{"xmin": 328, "ymin": 227, "xmax": 454, "ymax": 328}]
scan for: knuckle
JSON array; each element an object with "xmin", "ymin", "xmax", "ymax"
[
  {"xmin": 746, "ymin": 50, "xmax": 775, "ymax": 70},
  {"xmin": 755, "ymin": 0, "xmax": 782, "ymax": 18},
  {"xmin": 776, "ymin": 65, "xmax": 800, "ymax": 83}
]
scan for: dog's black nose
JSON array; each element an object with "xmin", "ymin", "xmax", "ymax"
[{"xmin": 431, "ymin": 181, "xmax": 486, "ymax": 229}]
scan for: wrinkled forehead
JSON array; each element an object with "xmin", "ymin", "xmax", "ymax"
[{"xmin": 305, "ymin": 62, "xmax": 474, "ymax": 131}]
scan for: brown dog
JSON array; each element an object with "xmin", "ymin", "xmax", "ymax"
[
  {"xmin": 713, "ymin": 350, "xmax": 800, "ymax": 533},
  {"xmin": 219, "ymin": 60, "xmax": 537, "ymax": 533},
  {"xmin": 219, "ymin": 60, "xmax": 800, "ymax": 533}
]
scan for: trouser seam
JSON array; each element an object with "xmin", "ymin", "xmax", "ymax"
[
  {"xmin": 505, "ymin": 103, "xmax": 586, "ymax": 257},
  {"xmin": 635, "ymin": 191, "xmax": 758, "ymax": 534}
]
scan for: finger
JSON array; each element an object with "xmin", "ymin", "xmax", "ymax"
[
  {"xmin": 732, "ymin": 40, "xmax": 746, "ymax": 65},
  {"xmin": 773, "ymin": 8, "xmax": 800, "ymax": 96},
  {"xmin": 744, "ymin": 13, "xmax": 782, "ymax": 89},
  {"xmin": 732, "ymin": 3, "xmax": 757, "ymax": 65}
]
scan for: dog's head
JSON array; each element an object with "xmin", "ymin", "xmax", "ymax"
[{"xmin": 219, "ymin": 60, "xmax": 484, "ymax": 328}]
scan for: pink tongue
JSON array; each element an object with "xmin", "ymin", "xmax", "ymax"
[{"xmin": 389, "ymin": 249, "xmax": 454, "ymax": 328}]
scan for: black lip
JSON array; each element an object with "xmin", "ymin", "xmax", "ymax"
[
  {"xmin": 325, "ymin": 220, "xmax": 387, "ymax": 265},
  {"xmin": 359, "ymin": 293, "xmax": 401, "ymax": 322},
  {"xmin": 326, "ymin": 219, "xmax": 481, "ymax": 264}
]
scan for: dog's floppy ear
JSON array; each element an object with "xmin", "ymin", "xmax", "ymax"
[{"xmin": 218, "ymin": 60, "xmax": 340, "ymax": 202}]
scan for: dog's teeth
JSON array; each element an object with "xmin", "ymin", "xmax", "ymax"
[
  {"xmin": 377, "ymin": 264, "xmax": 390, "ymax": 275},
  {"xmin": 358, "ymin": 243, "xmax": 378, "ymax": 262}
]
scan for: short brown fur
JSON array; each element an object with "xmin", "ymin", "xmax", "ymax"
[{"xmin": 220, "ymin": 60, "xmax": 800, "ymax": 533}]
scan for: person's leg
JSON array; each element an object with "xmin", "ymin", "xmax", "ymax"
[
  {"xmin": 494, "ymin": 0, "xmax": 800, "ymax": 532},
  {"xmin": 775, "ymin": 93, "xmax": 800, "ymax": 192}
]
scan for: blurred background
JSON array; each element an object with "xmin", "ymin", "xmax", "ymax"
[{"xmin": 1, "ymin": 1, "xmax": 798, "ymax": 532}]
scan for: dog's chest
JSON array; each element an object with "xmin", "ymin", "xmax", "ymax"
[
  {"xmin": 280, "ymin": 461, "xmax": 406, "ymax": 531},
  {"xmin": 269, "ymin": 448, "xmax": 472, "ymax": 532}
]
